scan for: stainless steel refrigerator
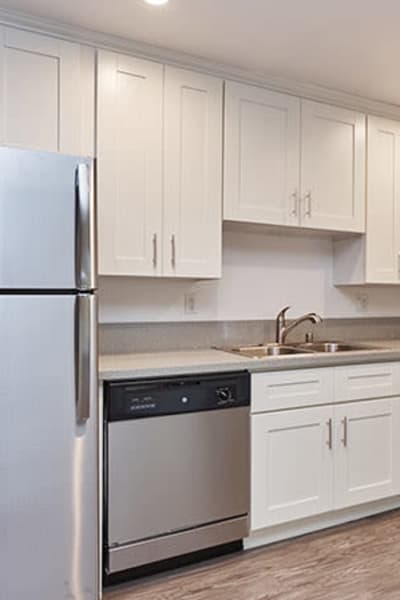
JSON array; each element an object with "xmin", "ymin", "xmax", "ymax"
[{"xmin": 0, "ymin": 147, "xmax": 98, "ymax": 600}]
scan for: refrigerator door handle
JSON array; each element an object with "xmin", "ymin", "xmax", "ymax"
[
  {"xmin": 75, "ymin": 294, "xmax": 92, "ymax": 424},
  {"xmin": 75, "ymin": 162, "xmax": 96, "ymax": 291}
]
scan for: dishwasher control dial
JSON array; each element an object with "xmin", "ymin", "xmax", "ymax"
[{"xmin": 216, "ymin": 387, "xmax": 233, "ymax": 403}]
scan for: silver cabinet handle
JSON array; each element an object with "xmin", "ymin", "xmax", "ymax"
[
  {"xmin": 290, "ymin": 190, "xmax": 298, "ymax": 217},
  {"xmin": 152, "ymin": 233, "xmax": 158, "ymax": 268},
  {"xmin": 75, "ymin": 294, "xmax": 93, "ymax": 425},
  {"xmin": 171, "ymin": 234, "xmax": 176, "ymax": 267},
  {"xmin": 304, "ymin": 191, "xmax": 312, "ymax": 217},
  {"xmin": 75, "ymin": 163, "xmax": 96, "ymax": 291},
  {"xmin": 341, "ymin": 416, "xmax": 348, "ymax": 447},
  {"xmin": 397, "ymin": 252, "xmax": 400, "ymax": 278},
  {"xmin": 326, "ymin": 418, "xmax": 333, "ymax": 450}
]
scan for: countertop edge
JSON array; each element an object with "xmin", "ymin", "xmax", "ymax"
[{"xmin": 99, "ymin": 344, "xmax": 400, "ymax": 381}]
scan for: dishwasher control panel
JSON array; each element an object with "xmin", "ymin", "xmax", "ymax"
[{"xmin": 105, "ymin": 371, "xmax": 250, "ymax": 421}]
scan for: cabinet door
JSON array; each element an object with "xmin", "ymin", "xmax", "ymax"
[
  {"xmin": 301, "ymin": 100, "xmax": 365, "ymax": 232},
  {"xmin": 163, "ymin": 67, "xmax": 222, "ymax": 278},
  {"xmin": 334, "ymin": 399, "xmax": 400, "ymax": 509},
  {"xmin": 366, "ymin": 116, "xmax": 400, "ymax": 282},
  {"xmin": 224, "ymin": 81, "xmax": 300, "ymax": 226},
  {"xmin": 0, "ymin": 27, "xmax": 90, "ymax": 155},
  {"xmin": 251, "ymin": 407, "xmax": 334, "ymax": 530},
  {"xmin": 97, "ymin": 51, "xmax": 163, "ymax": 276}
]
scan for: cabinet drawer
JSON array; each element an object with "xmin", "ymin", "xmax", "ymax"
[
  {"xmin": 335, "ymin": 362, "xmax": 400, "ymax": 402},
  {"xmin": 251, "ymin": 368, "xmax": 334, "ymax": 413}
]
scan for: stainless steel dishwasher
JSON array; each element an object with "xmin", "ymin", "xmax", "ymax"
[{"xmin": 103, "ymin": 371, "xmax": 250, "ymax": 578}]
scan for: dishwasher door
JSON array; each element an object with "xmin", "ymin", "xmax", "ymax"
[{"xmin": 107, "ymin": 406, "xmax": 249, "ymax": 547}]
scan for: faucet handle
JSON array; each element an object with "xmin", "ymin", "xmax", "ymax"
[{"xmin": 276, "ymin": 306, "xmax": 291, "ymax": 321}]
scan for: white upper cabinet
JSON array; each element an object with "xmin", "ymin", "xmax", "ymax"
[
  {"xmin": 365, "ymin": 116, "xmax": 400, "ymax": 282},
  {"xmin": 0, "ymin": 27, "xmax": 94, "ymax": 155},
  {"xmin": 163, "ymin": 67, "xmax": 222, "ymax": 278},
  {"xmin": 97, "ymin": 51, "xmax": 163, "ymax": 277},
  {"xmin": 97, "ymin": 55, "xmax": 223, "ymax": 279},
  {"xmin": 224, "ymin": 83, "xmax": 366, "ymax": 233},
  {"xmin": 334, "ymin": 115, "xmax": 400, "ymax": 285},
  {"xmin": 301, "ymin": 100, "xmax": 366, "ymax": 232},
  {"xmin": 224, "ymin": 82, "xmax": 300, "ymax": 226}
]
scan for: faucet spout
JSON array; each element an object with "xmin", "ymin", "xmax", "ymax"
[{"xmin": 275, "ymin": 307, "xmax": 323, "ymax": 344}]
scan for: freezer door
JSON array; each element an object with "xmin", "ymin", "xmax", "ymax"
[
  {"xmin": 0, "ymin": 294, "xmax": 98, "ymax": 600},
  {"xmin": 0, "ymin": 147, "xmax": 95, "ymax": 290}
]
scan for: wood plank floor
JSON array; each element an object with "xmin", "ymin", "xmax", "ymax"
[{"xmin": 104, "ymin": 510, "xmax": 400, "ymax": 600}]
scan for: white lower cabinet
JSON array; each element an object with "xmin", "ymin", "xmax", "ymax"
[
  {"xmin": 251, "ymin": 365, "xmax": 400, "ymax": 532},
  {"xmin": 251, "ymin": 406, "xmax": 334, "ymax": 529},
  {"xmin": 334, "ymin": 398, "xmax": 400, "ymax": 508}
]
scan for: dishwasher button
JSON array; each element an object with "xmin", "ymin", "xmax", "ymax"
[{"xmin": 181, "ymin": 396, "xmax": 189, "ymax": 404}]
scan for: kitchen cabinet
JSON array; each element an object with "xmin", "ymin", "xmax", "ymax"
[
  {"xmin": 0, "ymin": 27, "xmax": 94, "ymax": 155},
  {"xmin": 334, "ymin": 116, "xmax": 400, "ymax": 284},
  {"xmin": 224, "ymin": 81, "xmax": 300, "ymax": 227},
  {"xmin": 251, "ymin": 406, "xmax": 334, "ymax": 529},
  {"xmin": 334, "ymin": 399, "xmax": 400, "ymax": 509},
  {"xmin": 97, "ymin": 53, "xmax": 223, "ymax": 278},
  {"xmin": 301, "ymin": 100, "xmax": 365, "ymax": 232},
  {"xmin": 97, "ymin": 51, "xmax": 163, "ymax": 277},
  {"xmin": 251, "ymin": 362, "xmax": 400, "ymax": 531},
  {"xmin": 163, "ymin": 67, "xmax": 222, "ymax": 278},
  {"xmin": 224, "ymin": 82, "xmax": 366, "ymax": 233}
]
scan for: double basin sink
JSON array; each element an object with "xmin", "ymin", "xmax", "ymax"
[{"xmin": 224, "ymin": 341, "xmax": 376, "ymax": 359}]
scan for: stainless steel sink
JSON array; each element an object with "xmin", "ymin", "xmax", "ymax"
[
  {"xmin": 221, "ymin": 341, "xmax": 377, "ymax": 359},
  {"xmin": 292, "ymin": 341, "xmax": 375, "ymax": 353},
  {"xmin": 222, "ymin": 344, "xmax": 314, "ymax": 359}
]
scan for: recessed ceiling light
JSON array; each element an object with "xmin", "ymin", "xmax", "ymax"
[{"xmin": 144, "ymin": 0, "xmax": 169, "ymax": 5}]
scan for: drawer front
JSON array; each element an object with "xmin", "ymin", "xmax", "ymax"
[
  {"xmin": 335, "ymin": 362, "xmax": 400, "ymax": 402},
  {"xmin": 252, "ymin": 368, "xmax": 334, "ymax": 413}
]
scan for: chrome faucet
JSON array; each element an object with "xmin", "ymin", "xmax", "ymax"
[{"xmin": 275, "ymin": 306, "xmax": 323, "ymax": 344}]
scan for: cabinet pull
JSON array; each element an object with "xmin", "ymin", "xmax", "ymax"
[
  {"xmin": 397, "ymin": 252, "xmax": 400, "ymax": 278},
  {"xmin": 171, "ymin": 234, "xmax": 176, "ymax": 268},
  {"xmin": 290, "ymin": 190, "xmax": 298, "ymax": 217},
  {"xmin": 326, "ymin": 418, "xmax": 333, "ymax": 450},
  {"xmin": 152, "ymin": 233, "xmax": 158, "ymax": 268},
  {"xmin": 304, "ymin": 191, "xmax": 312, "ymax": 217},
  {"xmin": 341, "ymin": 416, "xmax": 348, "ymax": 447}
]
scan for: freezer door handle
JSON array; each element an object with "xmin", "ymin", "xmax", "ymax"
[
  {"xmin": 75, "ymin": 163, "xmax": 96, "ymax": 290},
  {"xmin": 75, "ymin": 294, "xmax": 92, "ymax": 424}
]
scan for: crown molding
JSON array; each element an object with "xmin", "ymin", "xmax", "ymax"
[{"xmin": 1, "ymin": 5, "xmax": 400, "ymax": 119}]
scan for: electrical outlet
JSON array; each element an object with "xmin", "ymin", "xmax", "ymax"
[
  {"xmin": 184, "ymin": 293, "xmax": 197, "ymax": 314},
  {"xmin": 356, "ymin": 293, "xmax": 369, "ymax": 310}
]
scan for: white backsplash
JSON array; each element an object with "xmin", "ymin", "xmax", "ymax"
[{"xmin": 98, "ymin": 228, "xmax": 400, "ymax": 323}]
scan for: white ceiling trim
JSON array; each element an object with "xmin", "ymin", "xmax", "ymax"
[{"xmin": 1, "ymin": 5, "xmax": 400, "ymax": 120}]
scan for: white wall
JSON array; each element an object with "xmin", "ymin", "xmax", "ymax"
[{"xmin": 98, "ymin": 228, "xmax": 400, "ymax": 323}]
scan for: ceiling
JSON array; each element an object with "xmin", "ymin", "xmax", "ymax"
[{"xmin": 1, "ymin": 0, "xmax": 400, "ymax": 105}]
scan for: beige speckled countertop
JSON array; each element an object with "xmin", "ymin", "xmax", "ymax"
[{"xmin": 99, "ymin": 340, "xmax": 400, "ymax": 381}]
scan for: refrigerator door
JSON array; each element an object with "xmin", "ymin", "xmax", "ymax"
[
  {"xmin": 0, "ymin": 294, "xmax": 98, "ymax": 600},
  {"xmin": 0, "ymin": 147, "xmax": 95, "ymax": 290}
]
